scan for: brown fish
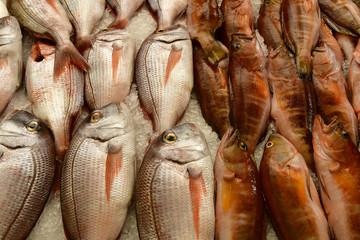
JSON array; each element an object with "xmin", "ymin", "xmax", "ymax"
[
  {"xmin": 313, "ymin": 115, "xmax": 360, "ymax": 240},
  {"xmin": 229, "ymin": 34, "xmax": 271, "ymax": 154},
  {"xmin": 268, "ymin": 46, "xmax": 315, "ymax": 171},
  {"xmin": 215, "ymin": 127, "xmax": 264, "ymax": 240},
  {"xmin": 335, "ymin": 32, "xmax": 357, "ymax": 61},
  {"xmin": 106, "ymin": 0, "xmax": 144, "ymax": 29},
  {"xmin": 193, "ymin": 42, "xmax": 231, "ymax": 138},
  {"xmin": 348, "ymin": 41, "xmax": 360, "ymax": 134},
  {"xmin": 319, "ymin": 20, "xmax": 344, "ymax": 64},
  {"xmin": 260, "ymin": 133, "xmax": 330, "ymax": 240},
  {"xmin": 281, "ymin": 0, "xmax": 321, "ymax": 78}
]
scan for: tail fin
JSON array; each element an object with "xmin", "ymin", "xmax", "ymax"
[
  {"xmin": 296, "ymin": 55, "xmax": 312, "ymax": 79},
  {"xmin": 108, "ymin": 17, "xmax": 128, "ymax": 29},
  {"xmin": 199, "ymin": 34, "xmax": 228, "ymax": 65},
  {"xmin": 54, "ymin": 42, "xmax": 89, "ymax": 76},
  {"xmin": 75, "ymin": 35, "xmax": 92, "ymax": 54}
]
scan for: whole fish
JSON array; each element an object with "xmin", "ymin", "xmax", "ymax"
[
  {"xmin": 106, "ymin": 0, "xmax": 144, "ymax": 29},
  {"xmin": 26, "ymin": 40, "xmax": 84, "ymax": 159},
  {"xmin": 312, "ymin": 44, "xmax": 358, "ymax": 145},
  {"xmin": 0, "ymin": 16, "xmax": 22, "ymax": 115},
  {"xmin": 215, "ymin": 127, "xmax": 264, "ymax": 240},
  {"xmin": 61, "ymin": 103, "xmax": 136, "ymax": 240},
  {"xmin": 268, "ymin": 46, "xmax": 315, "ymax": 171},
  {"xmin": 136, "ymin": 123, "xmax": 215, "ymax": 240},
  {"xmin": 230, "ymin": 34, "xmax": 271, "ymax": 154},
  {"xmin": 84, "ymin": 28, "xmax": 135, "ymax": 110},
  {"xmin": 313, "ymin": 115, "xmax": 360, "ymax": 240},
  {"xmin": 348, "ymin": 41, "xmax": 360, "ymax": 133},
  {"xmin": 0, "ymin": 111, "xmax": 56, "ymax": 240},
  {"xmin": 59, "ymin": 0, "xmax": 106, "ymax": 53},
  {"xmin": 260, "ymin": 133, "xmax": 330, "ymax": 240},
  {"xmin": 187, "ymin": 0, "xmax": 227, "ymax": 65},
  {"xmin": 136, "ymin": 26, "xmax": 193, "ymax": 136},
  {"xmin": 319, "ymin": 0, "xmax": 360, "ymax": 36},
  {"xmin": 335, "ymin": 32, "xmax": 357, "ymax": 61},
  {"xmin": 281, "ymin": 0, "xmax": 321, "ymax": 79},
  {"xmin": 257, "ymin": 0, "xmax": 283, "ymax": 50},
  {"xmin": 319, "ymin": 20, "xmax": 344, "ymax": 64},
  {"xmin": 193, "ymin": 42, "xmax": 231, "ymax": 138},
  {"xmin": 0, "ymin": 1, "xmax": 8, "ymax": 18},
  {"xmin": 148, "ymin": 0, "xmax": 187, "ymax": 31},
  {"xmin": 7, "ymin": 0, "xmax": 88, "ymax": 76}
]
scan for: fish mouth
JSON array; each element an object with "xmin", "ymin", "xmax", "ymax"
[{"xmin": 315, "ymin": 115, "xmax": 339, "ymax": 135}]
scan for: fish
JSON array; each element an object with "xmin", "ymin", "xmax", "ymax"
[
  {"xmin": 7, "ymin": 0, "xmax": 88, "ymax": 76},
  {"xmin": 61, "ymin": 103, "xmax": 136, "ymax": 240},
  {"xmin": 215, "ymin": 127, "xmax": 264, "ymax": 240},
  {"xmin": 136, "ymin": 123, "xmax": 215, "ymax": 240},
  {"xmin": 229, "ymin": 34, "xmax": 271, "ymax": 155},
  {"xmin": 268, "ymin": 46, "xmax": 315, "ymax": 171},
  {"xmin": 0, "ymin": 111, "xmax": 56, "ymax": 240},
  {"xmin": 0, "ymin": 16, "xmax": 22, "ymax": 115},
  {"xmin": 334, "ymin": 32, "xmax": 357, "ymax": 61},
  {"xmin": 257, "ymin": 0, "xmax": 283, "ymax": 50},
  {"xmin": 319, "ymin": 0, "xmax": 360, "ymax": 36},
  {"xmin": 281, "ymin": 0, "xmax": 321, "ymax": 79},
  {"xmin": 193, "ymin": 42, "xmax": 231, "ymax": 138},
  {"xmin": 135, "ymin": 26, "xmax": 193, "ymax": 136},
  {"xmin": 186, "ymin": 0, "xmax": 227, "ymax": 65},
  {"xmin": 348, "ymin": 41, "xmax": 360, "ymax": 135},
  {"xmin": 84, "ymin": 28, "xmax": 135, "ymax": 110},
  {"xmin": 106, "ymin": 0, "xmax": 144, "ymax": 29},
  {"xmin": 59, "ymin": 0, "xmax": 106, "ymax": 53},
  {"xmin": 260, "ymin": 133, "xmax": 330, "ymax": 240},
  {"xmin": 312, "ymin": 115, "xmax": 360, "ymax": 240},
  {"xmin": 0, "ymin": 1, "xmax": 8, "ymax": 18},
  {"xmin": 148, "ymin": 0, "xmax": 187, "ymax": 31},
  {"xmin": 312, "ymin": 44, "xmax": 358, "ymax": 145},
  {"xmin": 319, "ymin": 20, "xmax": 344, "ymax": 64}
]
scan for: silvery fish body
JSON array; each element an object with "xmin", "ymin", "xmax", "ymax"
[
  {"xmin": 0, "ymin": 1, "xmax": 8, "ymax": 18},
  {"xmin": 148, "ymin": 0, "xmax": 187, "ymax": 30},
  {"xmin": 106, "ymin": 0, "xmax": 144, "ymax": 29},
  {"xmin": 136, "ymin": 26, "xmax": 193, "ymax": 136},
  {"xmin": 84, "ymin": 29, "xmax": 135, "ymax": 110},
  {"xmin": 61, "ymin": 103, "xmax": 136, "ymax": 240},
  {"xmin": 0, "ymin": 111, "xmax": 56, "ymax": 240},
  {"xmin": 0, "ymin": 16, "xmax": 22, "ymax": 115}
]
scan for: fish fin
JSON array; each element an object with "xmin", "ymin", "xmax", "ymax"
[
  {"xmin": 165, "ymin": 45, "xmax": 183, "ymax": 84},
  {"xmin": 54, "ymin": 42, "xmax": 89, "ymax": 77},
  {"xmin": 105, "ymin": 147, "xmax": 123, "ymax": 201},
  {"xmin": 63, "ymin": 226, "xmax": 70, "ymax": 240},
  {"xmin": 112, "ymin": 45, "xmax": 123, "ymax": 83},
  {"xmin": 135, "ymin": 2, "xmax": 144, "ymax": 12},
  {"xmin": 295, "ymin": 55, "xmax": 312, "ymax": 79},
  {"xmin": 328, "ymin": 223, "xmax": 335, "ymax": 239},
  {"xmin": 221, "ymin": 178, "xmax": 233, "ymax": 213},
  {"xmin": 321, "ymin": 12, "xmax": 358, "ymax": 36},
  {"xmin": 198, "ymin": 35, "xmax": 228, "ymax": 65},
  {"xmin": 108, "ymin": 17, "xmax": 128, "ymax": 29},
  {"xmin": 52, "ymin": 156, "xmax": 63, "ymax": 194},
  {"xmin": 223, "ymin": 172, "xmax": 235, "ymax": 181},
  {"xmin": 75, "ymin": 36, "xmax": 92, "ymax": 54},
  {"xmin": 45, "ymin": 0, "xmax": 60, "ymax": 15},
  {"xmin": 0, "ymin": 57, "xmax": 8, "ymax": 70},
  {"xmin": 318, "ymin": 174, "xmax": 331, "ymax": 200}
]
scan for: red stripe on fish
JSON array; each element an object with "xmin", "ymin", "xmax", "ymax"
[
  {"xmin": 45, "ymin": 0, "xmax": 60, "ymax": 15},
  {"xmin": 112, "ymin": 46, "xmax": 123, "ymax": 84},
  {"xmin": 0, "ymin": 58, "xmax": 8, "ymax": 70},
  {"xmin": 105, "ymin": 148, "xmax": 123, "ymax": 201},
  {"xmin": 165, "ymin": 46, "xmax": 182, "ymax": 84}
]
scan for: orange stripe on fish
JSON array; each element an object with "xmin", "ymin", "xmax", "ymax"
[
  {"xmin": 112, "ymin": 46, "xmax": 123, "ymax": 84},
  {"xmin": 45, "ymin": 0, "xmax": 60, "ymax": 15},
  {"xmin": 165, "ymin": 46, "xmax": 182, "ymax": 84},
  {"xmin": 105, "ymin": 148, "xmax": 123, "ymax": 201}
]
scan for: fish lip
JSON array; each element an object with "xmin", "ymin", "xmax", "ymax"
[
  {"xmin": 318, "ymin": 116, "xmax": 339, "ymax": 134},
  {"xmin": 225, "ymin": 128, "xmax": 240, "ymax": 148}
]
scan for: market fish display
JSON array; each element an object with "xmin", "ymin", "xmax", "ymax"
[
  {"xmin": 59, "ymin": 0, "xmax": 106, "ymax": 53},
  {"xmin": 281, "ymin": 0, "xmax": 321, "ymax": 79},
  {"xmin": 348, "ymin": 41, "xmax": 360, "ymax": 132},
  {"xmin": 268, "ymin": 46, "xmax": 315, "ymax": 170},
  {"xmin": 61, "ymin": 103, "xmax": 136, "ymax": 240},
  {"xmin": 0, "ymin": 111, "xmax": 56, "ymax": 240},
  {"xmin": 335, "ymin": 32, "xmax": 357, "ymax": 61},
  {"xmin": 313, "ymin": 115, "xmax": 360, "ymax": 240},
  {"xmin": 215, "ymin": 128, "xmax": 264, "ymax": 240},
  {"xmin": 7, "ymin": 0, "xmax": 88, "ymax": 76},
  {"xmin": 0, "ymin": 16, "xmax": 22, "ymax": 115},
  {"xmin": 319, "ymin": 20, "xmax": 344, "ymax": 64},
  {"xmin": 84, "ymin": 28, "xmax": 135, "ymax": 110},
  {"xmin": 106, "ymin": 0, "xmax": 144, "ymax": 29},
  {"xmin": 260, "ymin": 134, "xmax": 330, "ymax": 240},
  {"xmin": 136, "ymin": 26, "xmax": 193, "ymax": 136},
  {"xmin": 136, "ymin": 123, "xmax": 215, "ymax": 240}
]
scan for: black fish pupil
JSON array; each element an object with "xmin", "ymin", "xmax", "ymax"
[
  {"xmin": 29, "ymin": 123, "xmax": 36, "ymax": 129},
  {"xmin": 35, "ymin": 54, "xmax": 44, "ymax": 62},
  {"xmin": 167, "ymin": 135, "xmax": 175, "ymax": 141},
  {"xmin": 93, "ymin": 114, "xmax": 100, "ymax": 120}
]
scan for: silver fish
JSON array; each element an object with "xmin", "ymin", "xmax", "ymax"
[
  {"xmin": 106, "ymin": 0, "xmax": 144, "ymax": 29},
  {"xmin": 0, "ymin": 1, "xmax": 8, "ymax": 18}
]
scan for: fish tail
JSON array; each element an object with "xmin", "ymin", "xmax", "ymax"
[
  {"xmin": 75, "ymin": 35, "xmax": 92, "ymax": 54},
  {"xmin": 108, "ymin": 17, "xmax": 128, "ymax": 29},
  {"xmin": 54, "ymin": 42, "xmax": 89, "ymax": 76},
  {"xmin": 199, "ymin": 34, "xmax": 228, "ymax": 65},
  {"xmin": 295, "ymin": 55, "xmax": 312, "ymax": 79}
]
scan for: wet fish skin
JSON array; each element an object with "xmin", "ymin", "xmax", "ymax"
[
  {"xmin": 313, "ymin": 115, "xmax": 360, "ymax": 240},
  {"xmin": 229, "ymin": 34, "xmax": 271, "ymax": 155},
  {"xmin": 281, "ymin": 0, "xmax": 321, "ymax": 79},
  {"xmin": 136, "ymin": 123, "xmax": 215, "ymax": 240},
  {"xmin": 348, "ymin": 41, "xmax": 360, "ymax": 135},
  {"xmin": 260, "ymin": 133, "xmax": 330, "ymax": 240},
  {"xmin": 312, "ymin": 44, "xmax": 358, "ymax": 145},
  {"xmin": 84, "ymin": 28, "xmax": 135, "ymax": 110},
  {"xmin": 61, "ymin": 103, "xmax": 136, "ymax": 240},
  {"xmin": 148, "ymin": 0, "xmax": 187, "ymax": 30},
  {"xmin": 106, "ymin": 0, "xmax": 144, "ymax": 29},
  {"xmin": 0, "ymin": 111, "xmax": 56, "ymax": 240},
  {"xmin": 319, "ymin": 20, "xmax": 344, "ymax": 64},
  {"xmin": 0, "ymin": 1, "xmax": 8, "ymax": 18},
  {"xmin": 335, "ymin": 32, "xmax": 357, "ymax": 61},
  {"xmin": 0, "ymin": 16, "xmax": 22, "ymax": 115},
  {"xmin": 136, "ymin": 26, "xmax": 193, "ymax": 136},
  {"xmin": 193, "ymin": 42, "xmax": 231, "ymax": 138},
  {"xmin": 215, "ymin": 128, "xmax": 264, "ymax": 240}
]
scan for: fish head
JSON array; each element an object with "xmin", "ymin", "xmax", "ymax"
[
  {"xmin": 29, "ymin": 41, "xmax": 55, "ymax": 63},
  {"xmin": 312, "ymin": 44, "xmax": 340, "ymax": 76},
  {"xmin": 220, "ymin": 128, "xmax": 250, "ymax": 164},
  {"xmin": 261, "ymin": 0, "xmax": 281, "ymax": 11},
  {"xmin": 150, "ymin": 25, "xmax": 190, "ymax": 43},
  {"xmin": 268, "ymin": 46, "xmax": 295, "ymax": 72},
  {"xmin": 94, "ymin": 28, "xmax": 131, "ymax": 42},
  {"xmin": 263, "ymin": 133, "xmax": 297, "ymax": 168},
  {"xmin": 0, "ymin": 16, "xmax": 22, "ymax": 45},
  {"xmin": 231, "ymin": 34, "xmax": 255, "ymax": 55}
]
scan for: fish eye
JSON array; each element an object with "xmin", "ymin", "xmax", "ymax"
[
  {"xmin": 265, "ymin": 1, "xmax": 271, "ymax": 4},
  {"xmin": 90, "ymin": 112, "xmax": 102, "ymax": 123},
  {"xmin": 26, "ymin": 121, "xmax": 41, "ymax": 132},
  {"xmin": 341, "ymin": 130, "xmax": 350, "ymax": 138},
  {"xmin": 266, "ymin": 141, "xmax": 274, "ymax": 148},
  {"xmin": 162, "ymin": 132, "xmax": 177, "ymax": 144},
  {"xmin": 102, "ymin": 28, "xmax": 109, "ymax": 32},
  {"xmin": 233, "ymin": 44, "xmax": 241, "ymax": 50},
  {"xmin": 239, "ymin": 142, "xmax": 247, "ymax": 151},
  {"xmin": 156, "ymin": 28, "xmax": 165, "ymax": 33}
]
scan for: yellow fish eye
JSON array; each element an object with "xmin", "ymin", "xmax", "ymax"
[
  {"xmin": 90, "ymin": 112, "xmax": 102, "ymax": 123},
  {"xmin": 341, "ymin": 130, "xmax": 350, "ymax": 138},
  {"xmin": 239, "ymin": 142, "xmax": 247, "ymax": 151},
  {"xmin": 266, "ymin": 141, "xmax": 274, "ymax": 148},
  {"xmin": 26, "ymin": 121, "xmax": 40, "ymax": 132},
  {"xmin": 102, "ymin": 28, "xmax": 109, "ymax": 32},
  {"xmin": 163, "ymin": 132, "xmax": 177, "ymax": 144},
  {"xmin": 156, "ymin": 28, "xmax": 165, "ymax": 33}
]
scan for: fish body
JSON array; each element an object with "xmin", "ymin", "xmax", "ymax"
[
  {"xmin": 0, "ymin": 111, "xmax": 56, "ymax": 240},
  {"xmin": 136, "ymin": 26, "xmax": 193, "ymax": 135},
  {"xmin": 59, "ymin": 0, "xmax": 106, "ymax": 53},
  {"xmin": 334, "ymin": 32, "xmax": 357, "ymax": 61},
  {"xmin": 106, "ymin": 0, "xmax": 144, "ymax": 29},
  {"xmin": 312, "ymin": 44, "xmax": 358, "ymax": 145},
  {"xmin": 268, "ymin": 46, "xmax": 315, "ymax": 170},
  {"xmin": 0, "ymin": 16, "xmax": 22, "ymax": 115},
  {"xmin": 148, "ymin": 0, "xmax": 187, "ymax": 30},
  {"xmin": 215, "ymin": 128, "xmax": 264, "ymax": 240},
  {"xmin": 0, "ymin": 1, "xmax": 8, "ymax": 18},
  {"xmin": 84, "ymin": 28, "xmax": 135, "ymax": 110},
  {"xmin": 229, "ymin": 34, "xmax": 270, "ymax": 154},
  {"xmin": 281, "ymin": 0, "xmax": 321, "ymax": 78},
  {"xmin": 193, "ymin": 42, "xmax": 231, "ymax": 138},
  {"xmin": 348, "ymin": 41, "xmax": 360, "ymax": 134},
  {"xmin": 319, "ymin": 20, "xmax": 344, "ymax": 64},
  {"xmin": 260, "ymin": 133, "xmax": 330, "ymax": 240},
  {"xmin": 136, "ymin": 123, "xmax": 215, "ymax": 240},
  {"xmin": 61, "ymin": 103, "xmax": 136, "ymax": 240},
  {"xmin": 313, "ymin": 115, "xmax": 360, "ymax": 240}
]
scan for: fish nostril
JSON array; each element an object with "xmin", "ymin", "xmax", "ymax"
[{"xmin": 35, "ymin": 54, "xmax": 44, "ymax": 62}]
